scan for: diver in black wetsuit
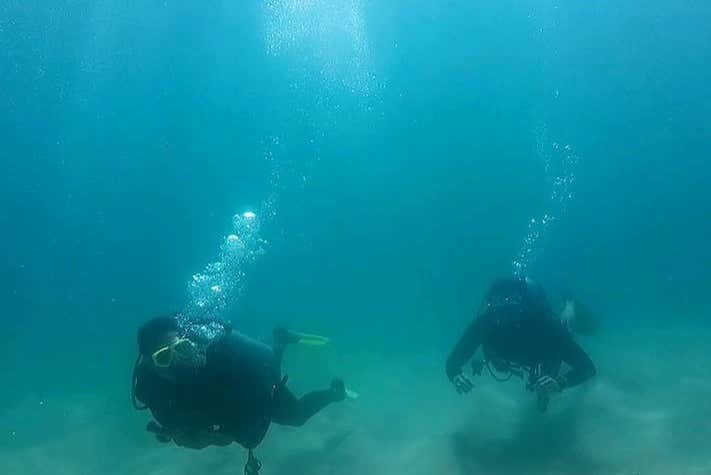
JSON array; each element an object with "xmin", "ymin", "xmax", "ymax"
[
  {"xmin": 446, "ymin": 277, "xmax": 596, "ymax": 412},
  {"xmin": 131, "ymin": 317, "xmax": 347, "ymax": 472}
]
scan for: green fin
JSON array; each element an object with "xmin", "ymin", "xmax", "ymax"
[
  {"xmin": 344, "ymin": 387, "xmax": 359, "ymax": 400},
  {"xmin": 294, "ymin": 332, "xmax": 331, "ymax": 347}
]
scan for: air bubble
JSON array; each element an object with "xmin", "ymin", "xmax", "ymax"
[
  {"xmin": 513, "ymin": 123, "xmax": 581, "ymax": 276},
  {"xmin": 180, "ymin": 207, "xmax": 269, "ymax": 345}
]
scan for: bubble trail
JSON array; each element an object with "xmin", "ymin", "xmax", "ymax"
[
  {"xmin": 513, "ymin": 123, "xmax": 581, "ymax": 276},
  {"xmin": 178, "ymin": 210, "xmax": 267, "ymax": 344}
]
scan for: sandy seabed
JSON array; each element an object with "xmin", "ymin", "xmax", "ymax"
[{"xmin": 2, "ymin": 324, "xmax": 710, "ymax": 475}]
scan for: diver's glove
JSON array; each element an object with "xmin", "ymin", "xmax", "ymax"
[
  {"xmin": 534, "ymin": 375, "xmax": 562, "ymax": 412},
  {"xmin": 535, "ymin": 375, "xmax": 562, "ymax": 395},
  {"xmin": 451, "ymin": 373, "xmax": 474, "ymax": 394}
]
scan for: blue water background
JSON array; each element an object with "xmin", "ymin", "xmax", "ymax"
[{"xmin": 1, "ymin": 0, "xmax": 710, "ymax": 461}]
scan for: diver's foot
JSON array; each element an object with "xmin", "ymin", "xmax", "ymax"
[
  {"xmin": 331, "ymin": 378, "xmax": 347, "ymax": 402},
  {"xmin": 273, "ymin": 327, "xmax": 301, "ymax": 346},
  {"xmin": 331, "ymin": 379, "xmax": 359, "ymax": 401}
]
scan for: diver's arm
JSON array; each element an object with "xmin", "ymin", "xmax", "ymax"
[
  {"xmin": 445, "ymin": 318, "xmax": 483, "ymax": 381},
  {"xmin": 134, "ymin": 371, "xmax": 182, "ymax": 433},
  {"xmin": 135, "ymin": 371, "xmax": 215, "ymax": 446},
  {"xmin": 557, "ymin": 336, "xmax": 596, "ymax": 389}
]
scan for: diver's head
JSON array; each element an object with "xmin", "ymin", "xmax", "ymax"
[{"xmin": 137, "ymin": 316, "xmax": 206, "ymax": 372}]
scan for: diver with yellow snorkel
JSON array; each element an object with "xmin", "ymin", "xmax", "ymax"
[{"xmin": 131, "ymin": 316, "xmax": 354, "ymax": 474}]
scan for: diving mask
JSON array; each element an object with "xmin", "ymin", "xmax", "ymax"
[{"xmin": 151, "ymin": 338, "xmax": 204, "ymax": 368}]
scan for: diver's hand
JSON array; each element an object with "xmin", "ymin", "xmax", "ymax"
[
  {"xmin": 535, "ymin": 375, "xmax": 561, "ymax": 398},
  {"xmin": 452, "ymin": 373, "xmax": 474, "ymax": 394}
]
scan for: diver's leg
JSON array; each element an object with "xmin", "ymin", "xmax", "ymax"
[
  {"xmin": 272, "ymin": 383, "xmax": 344, "ymax": 427},
  {"xmin": 272, "ymin": 327, "xmax": 304, "ymax": 374},
  {"xmin": 273, "ymin": 344, "xmax": 285, "ymax": 375},
  {"xmin": 272, "ymin": 328, "xmax": 291, "ymax": 374}
]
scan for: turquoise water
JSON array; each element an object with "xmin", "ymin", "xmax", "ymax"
[{"xmin": 1, "ymin": 1, "xmax": 710, "ymax": 474}]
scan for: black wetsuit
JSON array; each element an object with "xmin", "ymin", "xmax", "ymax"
[
  {"xmin": 446, "ymin": 277, "xmax": 596, "ymax": 390},
  {"xmin": 134, "ymin": 331, "xmax": 339, "ymax": 449}
]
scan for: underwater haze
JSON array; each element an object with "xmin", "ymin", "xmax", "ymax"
[{"xmin": 1, "ymin": 1, "xmax": 710, "ymax": 474}]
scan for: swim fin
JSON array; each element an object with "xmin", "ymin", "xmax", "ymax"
[{"xmin": 273, "ymin": 328, "xmax": 331, "ymax": 347}]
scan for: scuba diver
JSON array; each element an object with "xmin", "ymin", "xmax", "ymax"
[
  {"xmin": 131, "ymin": 316, "xmax": 354, "ymax": 474},
  {"xmin": 445, "ymin": 277, "xmax": 596, "ymax": 412}
]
